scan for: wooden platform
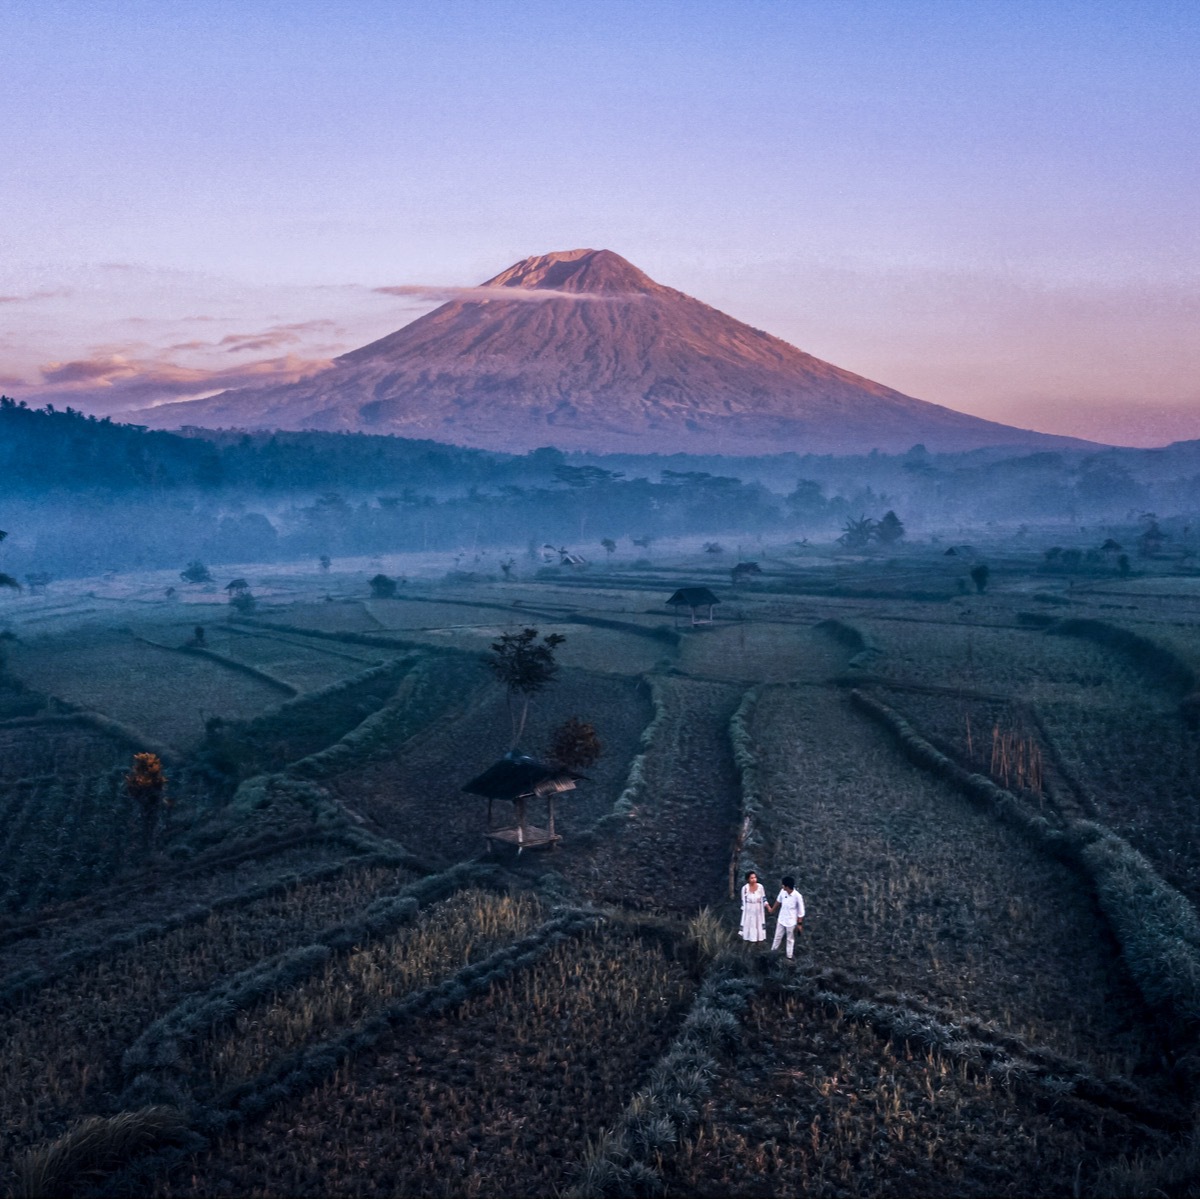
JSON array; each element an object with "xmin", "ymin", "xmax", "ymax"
[{"xmin": 485, "ymin": 825, "xmax": 561, "ymax": 853}]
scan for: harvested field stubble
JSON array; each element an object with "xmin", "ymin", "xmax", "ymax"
[
  {"xmin": 849, "ymin": 616, "xmax": 1200, "ymax": 920},
  {"xmin": 664, "ymin": 988, "xmax": 1157, "ymax": 1198},
  {"xmin": 194, "ymin": 889, "xmax": 543, "ymax": 1094},
  {"xmin": 748, "ymin": 683, "xmax": 1153, "ymax": 1074},
  {"xmin": 575, "ymin": 675, "xmax": 742, "ymax": 911},
  {"xmin": 0, "ymin": 862, "xmax": 412, "ymax": 1168},
  {"xmin": 154, "ymin": 929, "xmax": 695, "ymax": 1199}
]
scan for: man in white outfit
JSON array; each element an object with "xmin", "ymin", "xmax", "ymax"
[{"xmin": 769, "ymin": 875, "xmax": 805, "ymax": 959}]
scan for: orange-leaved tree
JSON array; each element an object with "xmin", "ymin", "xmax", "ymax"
[
  {"xmin": 546, "ymin": 717, "xmax": 602, "ymax": 772},
  {"xmin": 125, "ymin": 752, "xmax": 169, "ymax": 851}
]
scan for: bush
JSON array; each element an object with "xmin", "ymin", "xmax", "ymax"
[{"xmin": 180, "ymin": 561, "xmax": 212, "ymax": 584}]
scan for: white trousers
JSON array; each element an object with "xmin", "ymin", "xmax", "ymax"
[{"xmin": 771, "ymin": 922, "xmax": 798, "ymax": 958}]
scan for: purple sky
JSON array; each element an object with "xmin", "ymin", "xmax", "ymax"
[{"xmin": 2, "ymin": 1, "xmax": 1197, "ymax": 447}]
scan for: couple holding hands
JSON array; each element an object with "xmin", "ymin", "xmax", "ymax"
[{"xmin": 739, "ymin": 870, "xmax": 805, "ymax": 958}]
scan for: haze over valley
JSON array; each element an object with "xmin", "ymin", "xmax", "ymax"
[{"xmin": 3, "ymin": 4, "xmax": 1199, "ymax": 1198}]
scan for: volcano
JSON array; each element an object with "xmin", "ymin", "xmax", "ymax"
[{"xmin": 139, "ymin": 248, "xmax": 1088, "ymax": 454}]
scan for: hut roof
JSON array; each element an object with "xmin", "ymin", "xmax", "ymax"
[
  {"xmin": 462, "ymin": 753, "xmax": 583, "ymax": 800},
  {"xmin": 667, "ymin": 586, "xmax": 721, "ymax": 608}
]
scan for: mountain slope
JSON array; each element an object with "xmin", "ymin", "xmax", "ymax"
[{"xmin": 139, "ymin": 248, "xmax": 1092, "ymax": 454}]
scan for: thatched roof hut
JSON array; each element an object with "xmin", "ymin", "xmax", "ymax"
[
  {"xmin": 666, "ymin": 586, "xmax": 721, "ymax": 626},
  {"xmin": 462, "ymin": 752, "xmax": 583, "ymax": 851}
]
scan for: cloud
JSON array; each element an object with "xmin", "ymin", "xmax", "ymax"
[
  {"xmin": 29, "ymin": 352, "xmax": 332, "ymax": 414},
  {"xmin": 371, "ymin": 284, "xmax": 603, "ymax": 304},
  {"xmin": 219, "ymin": 330, "xmax": 303, "ymax": 353},
  {"xmin": 0, "ymin": 288, "xmax": 71, "ymax": 305}
]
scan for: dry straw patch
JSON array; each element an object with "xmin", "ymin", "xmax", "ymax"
[
  {"xmin": 160, "ymin": 930, "xmax": 695, "ymax": 1199},
  {"xmin": 196, "ymin": 889, "xmax": 543, "ymax": 1093},
  {"xmin": 664, "ymin": 988, "xmax": 1156, "ymax": 1198},
  {"xmin": 0, "ymin": 863, "xmax": 409, "ymax": 1162}
]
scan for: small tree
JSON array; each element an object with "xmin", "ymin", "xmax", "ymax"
[
  {"xmin": 970, "ymin": 563, "xmax": 990, "ymax": 593},
  {"xmin": 600, "ymin": 537, "xmax": 617, "ymax": 564},
  {"xmin": 229, "ymin": 591, "xmax": 256, "ymax": 614},
  {"xmin": 369, "ymin": 573, "xmax": 398, "ymax": 599},
  {"xmin": 499, "ymin": 557, "xmax": 516, "ymax": 580},
  {"xmin": 0, "ymin": 573, "xmax": 19, "ymax": 592},
  {"xmin": 180, "ymin": 561, "xmax": 213, "ymax": 584},
  {"xmin": 486, "ymin": 627, "xmax": 566, "ymax": 747},
  {"xmin": 318, "ymin": 555, "xmax": 331, "ymax": 572},
  {"xmin": 546, "ymin": 717, "xmax": 602, "ymax": 771},
  {"xmin": 875, "ymin": 511, "xmax": 905, "ymax": 545},
  {"xmin": 125, "ymin": 752, "xmax": 169, "ymax": 851}
]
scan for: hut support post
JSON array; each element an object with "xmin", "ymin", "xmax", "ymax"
[
  {"xmin": 548, "ymin": 795, "xmax": 556, "ymax": 841},
  {"xmin": 516, "ymin": 796, "xmax": 526, "ymax": 846}
]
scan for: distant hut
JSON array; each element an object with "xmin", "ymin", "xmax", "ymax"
[
  {"xmin": 666, "ymin": 586, "xmax": 721, "ymax": 627},
  {"xmin": 462, "ymin": 751, "xmax": 584, "ymax": 853}
]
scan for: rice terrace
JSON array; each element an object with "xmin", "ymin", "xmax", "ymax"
[{"xmin": 2, "ymin": 536, "xmax": 1199, "ymax": 1198}]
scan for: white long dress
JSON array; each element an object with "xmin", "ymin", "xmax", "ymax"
[{"xmin": 740, "ymin": 883, "xmax": 767, "ymax": 942}]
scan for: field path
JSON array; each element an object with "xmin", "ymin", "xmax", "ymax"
[{"xmin": 577, "ymin": 676, "xmax": 742, "ymax": 912}]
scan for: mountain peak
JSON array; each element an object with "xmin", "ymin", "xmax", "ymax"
[
  {"xmin": 136, "ymin": 248, "xmax": 1091, "ymax": 456},
  {"xmin": 483, "ymin": 248, "xmax": 664, "ymax": 295}
]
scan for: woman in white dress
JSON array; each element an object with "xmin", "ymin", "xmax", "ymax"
[{"xmin": 740, "ymin": 870, "xmax": 767, "ymax": 942}]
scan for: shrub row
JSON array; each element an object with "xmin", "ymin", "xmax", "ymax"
[
  {"xmin": 285, "ymin": 653, "xmax": 483, "ymax": 783},
  {"xmin": 239, "ymin": 618, "xmax": 427, "ymax": 653},
  {"xmin": 132, "ymin": 633, "xmax": 299, "ymax": 697},
  {"xmin": 591, "ymin": 675, "xmax": 669, "ymax": 836},
  {"xmin": 43, "ymin": 706, "xmax": 178, "ymax": 764},
  {"xmin": 728, "ymin": 686, "xmax": 764, "ymax": 889},
  {"xmin": 788, "ymin": 969, "xmax": 1186, "ymax": 1133},
  {"xmin": 1050, "ymin": 617, "xmax": 1196, "ymax": 695},
  {"xmin": 0, "ymin": 845, "xmax": 420, "ymax": 1013},
  {"xmin": 568, "ymin": 612, "xmax": 683, "ymax": 646},
  {"xmin": 119, "ymin": 860, "xmax": 500, "ymax": 1110},
  {"xmin": 179, "ymin": 643, "xmax": 299, "ymax": 696},
  {"xmin": 201, "ymin": 654, "xmax": 417, "ymax": 787},
  {"xmin": 850, "ymin": 689, "xmax": 1070, "ymax": 849},
  {"xmin": 207, "ymin": 906, "xmax": 601, "ymax": 1131},
  {"xmin": 853, "ymin": 688, "xmax": 1200, "ymax": 1048},
  {"xmin": 12, "ymin": 1105, "xmax": 197, "ymax": 1200},
  {"xmin": 569, "ymin": 952, "xmax": 759, "ymax": 1197},
  {"xmin": 814, "ymin": 617, "xmax": 882, "ymax": 668}
]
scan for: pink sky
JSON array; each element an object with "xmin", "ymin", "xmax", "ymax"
[{"xmin": 2, "ymin": 2, "xmax": 1197, "ymax": 448}]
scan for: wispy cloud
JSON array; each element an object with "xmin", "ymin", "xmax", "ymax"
[
  {"xmin": 31, "ymin": 352, "xmax": 332, "ymax": 414},
  {"xmin": 372, "ymin": 284, "xmax": 600, "ymax": 304},
  {"xmin": 0, "ymin": 288, "xmax": 72, "ymax": 305}
]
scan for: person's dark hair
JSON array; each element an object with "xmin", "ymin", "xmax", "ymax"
[
  {"xmin": 782, "ymin": 875, "xmax": 796, "ymax": 889},
  {"xmin": 745, "ymin": 870, "xmax": 758, "ymax": 881}
]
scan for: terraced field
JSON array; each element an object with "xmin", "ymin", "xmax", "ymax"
[{"xmin": 1, "ymin": 552, "xmax": 1197, "ymax": 1197}]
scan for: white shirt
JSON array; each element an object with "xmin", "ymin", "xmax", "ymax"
[{"xmin": 775, "ymin": 890, "xmax": 805, "ymax": 925}]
